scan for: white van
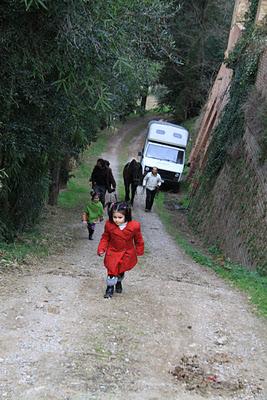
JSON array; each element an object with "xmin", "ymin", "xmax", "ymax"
[{"xmin": 139, "ymin": 120, "xmax": 189, "ymax": 184}]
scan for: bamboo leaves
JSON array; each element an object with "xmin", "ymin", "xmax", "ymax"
[
  {"xmin": 1, "ymin": 0, "xmax": 175, "ymax": 238},
  {"xmin": 23, "ymin": 0, "xmax": 48, "ymax": 11}
]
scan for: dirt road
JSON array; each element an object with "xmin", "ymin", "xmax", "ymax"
[{"xmin": 0, "ymin": 118, "xmax": 267, "ymax": 400}]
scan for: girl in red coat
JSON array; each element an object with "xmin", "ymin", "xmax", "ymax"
[{"xmin": 97, "ymin": 202, "xmax": 144, "ymax": 298}]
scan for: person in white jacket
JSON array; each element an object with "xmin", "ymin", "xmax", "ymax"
[{"xmin": 142, "ymin": 167, "xmax": 162, "ymax": 212}]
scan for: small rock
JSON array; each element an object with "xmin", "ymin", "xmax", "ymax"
[
  {"xmin": 215, "ymin": 336, "xmax": 228, "ymax": 346},
  {"xmin": 47, "ymin": 305, "xmax": 60, "ymax": 314}
]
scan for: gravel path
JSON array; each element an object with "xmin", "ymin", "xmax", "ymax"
[{"xmin": 0, "ymin": 118, "xmax": 267, "ymax": 400}]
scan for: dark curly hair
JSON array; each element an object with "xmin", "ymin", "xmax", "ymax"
[
  {"xmin": 108, "ymin": 202, "xmax": 132, "ymax": 222},
  {"xmin": 90, "ymin": 190, "xmax": 100, "ymax": 201}
]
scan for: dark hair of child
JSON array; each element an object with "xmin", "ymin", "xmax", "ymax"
[
  {"xmin": 91, "ymin": 191, "xmax": 100, "ymax": 201},
  {"xmin": 108, "ymin": 202, "xmax": 132, "ymax": 222}
]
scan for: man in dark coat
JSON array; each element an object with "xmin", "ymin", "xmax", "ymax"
[
  {"xmin": 90, "ymin": 159, "xmax": 108, "ymax": 206},
  {"xmin": 104, "ymin": 160, "xmax": 116, "ymax": 194},
  {"xmin": 90, "ymin": 159, "xmax": 117, "ymax": 206}
]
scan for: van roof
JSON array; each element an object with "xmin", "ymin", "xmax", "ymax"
[
  {"xmin": 147, "ymin": 120, "xmax": 189, "ymax": 148},
  {"xmin": 148, "ymin": 120, "xmax": 188, "ymax": 132}
]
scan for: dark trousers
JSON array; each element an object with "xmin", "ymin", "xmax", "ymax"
[
  {"xmin": 87, "ymin": 222, "xmax": 96, "ymax": 237},
  {"xmin": 145, "ymin": 188, "xmax": 157, "ymax": 210}
]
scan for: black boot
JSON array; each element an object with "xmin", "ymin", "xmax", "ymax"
[
  {"xmin": 88, "ymin": 228, "xmax": 94, "ymax": 240},
  {"xmin": 115, "ymin": 281, "xmax": 122, "ymax": 293},
  {"xmin": 104, "ymin": 286, "xmax": 114, "ymax": 298}
]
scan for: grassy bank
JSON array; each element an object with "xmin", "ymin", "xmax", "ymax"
[
  {"xmin": 0, "ymin": 127, "xmax": 113, "ymax": 269},
  {"xmin": 58, "ymin": 127, "xmax": 113, "ymax": 209},
  {"xmin": 0, "ymin": 227, "xmax": 50, "ymax": 268},
  {"xmin": 155, "ymin": 192, "xmax": 267, "ymax": 317}
]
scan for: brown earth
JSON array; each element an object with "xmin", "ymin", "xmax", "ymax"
[{"xmin": 0, "ymin": 117, "xmax": 267, "ymax": 400}]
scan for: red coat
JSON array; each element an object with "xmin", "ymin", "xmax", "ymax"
[{"xmin": 97, "ymin": 220, "xmax": 144, "ymax": 275}]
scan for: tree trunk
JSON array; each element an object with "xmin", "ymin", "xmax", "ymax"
[
  {"xmin": 140, "ymin": 94, "xmax": 147, "ymax": 112},
  {"xmin": 48, "ymin": 161, "xmax": 61, "ymax": 206},
  {"xmin": 140, "ymin": 84, "xmax": 149, "ymax": 113},
  {"xmin": 59, "ymin": 155, "xmax": 71, "ymax": 189}
]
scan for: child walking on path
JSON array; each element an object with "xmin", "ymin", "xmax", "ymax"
[
  {"xmin": 83, "ymin": 192, "xmax": 104, "ymax": 240},
  {"xmin": 97, "ymin": 202, "xmax": 144, "ymax": 298}
]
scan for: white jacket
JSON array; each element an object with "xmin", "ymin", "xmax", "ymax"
[{"xmin": 143, "ymin": 172, "xmax": 162, "ymax": 191}]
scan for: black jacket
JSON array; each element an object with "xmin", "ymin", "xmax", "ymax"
[{"xmin": 91, "ymin": 166, "xmax": 108, "ymax": 187}]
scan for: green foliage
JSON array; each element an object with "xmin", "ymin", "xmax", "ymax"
[
  {"xmin": 0, "ymin": 120, "xmax": 113, "ymax": 269},
  {"xmin": 259, "ymin": 103, "xmax": 267, "ymax": 163},
  {"xmin": 0, "ymin": 0, "xmax": 175, "ymax": 240},
  {"xmin": 58, "ymin": 129, "xmax": 111, "ymax": 209},
  {"xmin": 23, "ymin": 0, "xmax": 48, "ymax": 10},
  {"xmin": 149, "ymin": 104, "xmax": 173, "ymax": 115},
  {"xmin": 178, "ymin": 195, "xmax": 190, "ymax": 209},
  {"xmin": 158, "ymin": 0, "xmax": 235, "ymax": 121},
  {"xmin": 156, "ymin": 192, "xmax": 267, "ymax": 317},
  {"xmin": 0, "ymin": 227, "xmax": 50, "ymax": 269},
  {"xmin": 58, "ymin": 180, "xmax": 89, "ymax": 209}
]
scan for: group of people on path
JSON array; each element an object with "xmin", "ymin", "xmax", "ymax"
[{"xmin": 83, "ymin": 159, "xmax": 163, "ymax": 298}]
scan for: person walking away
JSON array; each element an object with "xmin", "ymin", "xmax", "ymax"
[
  {"xmin": 97, "ymin": 202, "xmax": 144, "ymax": 298},
  {"xmin": 83, "ymin": 191, "xmax": 104, "ymax": 240},
  {"xmin": 90, "ymin": 159, "xmax": 108, "ymax": 206},
  {"xmin": 142, "ymin": 167, "xmax": 162, "ymax": 212},
  {"xmin": 104, "ymin": 160, "xmax": 116, "ymax": 194}
]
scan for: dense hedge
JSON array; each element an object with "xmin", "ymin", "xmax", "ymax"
[{"xmin": 0, "ymin": 0, "xmax": 175, "ymax": 240}]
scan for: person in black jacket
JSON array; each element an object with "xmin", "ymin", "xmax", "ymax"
[
  {"xmin": 90, "ymin": 159, "xmax": 108, "ymax": 206},
  {"xmin": 104, "ymin": 160, "xmax": 116, "ymax": 194},
  {"xmin": 90, "ymin": 159, "xmax": 117, "ymax": 206}
]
